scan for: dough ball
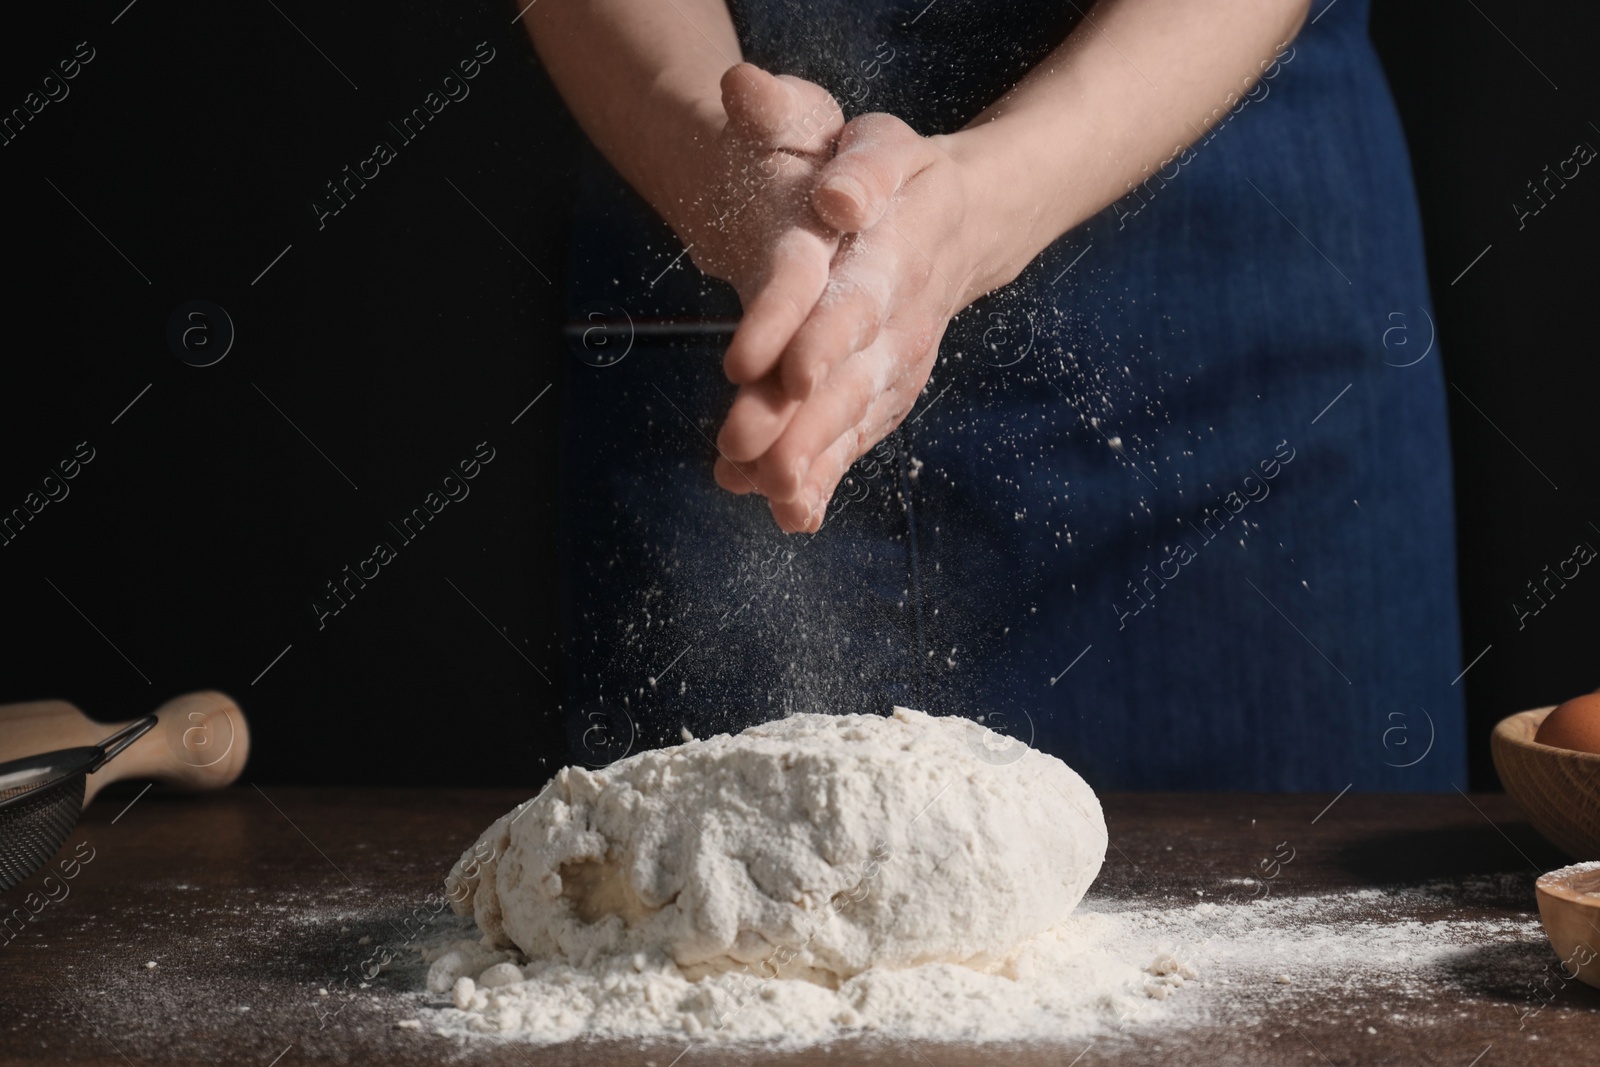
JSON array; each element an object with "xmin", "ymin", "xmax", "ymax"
[{"xmin": 447, "ymin": 707, "xmax": 1106, "ymax": 985}]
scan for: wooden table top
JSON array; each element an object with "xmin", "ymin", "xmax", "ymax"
[{"xmin": 2, "ymin": 786, "xmax": 1595, "ymax": 1065}]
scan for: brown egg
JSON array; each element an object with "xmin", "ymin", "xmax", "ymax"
[{"xmin": 1535, "ymin": 692, "xmax": 1600, "ymax": 755}]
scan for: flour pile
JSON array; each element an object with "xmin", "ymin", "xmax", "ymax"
[{"xmin": 429, "ymin": 707, "xmax": 1131, "ymax": 1043}]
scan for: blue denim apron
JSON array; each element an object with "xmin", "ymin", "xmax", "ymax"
[{"xmin": 558, "ymin": 0, "xmax": 1467, "ymax": 791}]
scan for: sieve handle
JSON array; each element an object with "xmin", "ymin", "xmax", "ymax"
[{"xmin": 87, "ymin": 715, "xmax": 158, "ymax": 774}]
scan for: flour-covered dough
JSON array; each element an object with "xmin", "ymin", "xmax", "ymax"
[{"xmin": 447, "ymin": 707, "xmax": 1106, "ymax": 984}]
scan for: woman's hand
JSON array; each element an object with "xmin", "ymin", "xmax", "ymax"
[
  {"xmin": 713, "ymin": 113, "xmax": 990, "ymax": 533},
  {"xmin": 676, "ymin": 64, "xmax": 848, "ymax": 389},
  {"xmin": 695, "ymin": 1, "xmax": 1311, "ymax": 535}
]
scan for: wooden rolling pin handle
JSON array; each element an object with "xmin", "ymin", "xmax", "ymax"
[
  {"xmin": 85, "ymin": 691, "xmax": 252, "ymax": 801},
  {"xmin": 0, "ymin": 691, "xmax": 250, "ymax": 805}
]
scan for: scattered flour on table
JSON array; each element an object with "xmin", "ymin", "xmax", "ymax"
[
  {"xmin": 407, "ymin": 708, "xmax": 1551, "ymax": 1046},
  {"xmin": 408, "ymin": 892, "xmax": 1546, "ymax": 1046}
]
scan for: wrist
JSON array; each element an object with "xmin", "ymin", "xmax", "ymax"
[
  {"xmin": 641, "ymin": 73, "xmax": 730, "ymax": 240},
  {"xmin": 938, "ymin": 128, "xmax": 1029, "ymax": 308},
  {"xmin": 939, "ymin": 120, "xmax": 1093, "ymax": 307}
]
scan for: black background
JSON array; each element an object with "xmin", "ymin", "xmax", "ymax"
[{"xmin": 0, "ymin": 0, "xmax": 1592, "ymax": 789}]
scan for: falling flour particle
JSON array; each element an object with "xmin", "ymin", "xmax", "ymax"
[{"xmin": 431, "ymin": 707, "xmax": 1127, "ymax": 1043}]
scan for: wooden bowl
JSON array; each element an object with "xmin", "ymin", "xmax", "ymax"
[
  {"xmin": 1491, "ymin": 707, "xmax": 1600, "ymax": 860},
  {"xmin": 1535, "ymin": 863, "xmax": 1600, "ymax": 989}
]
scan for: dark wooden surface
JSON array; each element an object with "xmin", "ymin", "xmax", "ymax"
[{"xmin": 1, "ymin": 786, "xmax": 1596, "ymax": 1065}]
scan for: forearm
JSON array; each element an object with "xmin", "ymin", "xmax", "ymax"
[
  {"xmin": 943, "ymin": 0, "xmax": 1310, "ymax": 305},
  {"xmin": 519, "ymin": 1, "xmax": 738, "ymax": 234}
]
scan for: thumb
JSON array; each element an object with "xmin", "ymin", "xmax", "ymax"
[
  {"xmin": 721, "ymin": 63, "xmax": 843, "ymax": 155},
  {"xmin": 812, "ymin": 113, "xmax": 936, "ymax": 231}
]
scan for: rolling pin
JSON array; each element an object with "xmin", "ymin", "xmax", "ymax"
[{"xmin": 0, "ymin": 691, "xmax": 250, "ymax": 805}]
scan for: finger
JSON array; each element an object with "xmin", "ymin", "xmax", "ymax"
[
  {"xmin": 770, "ymin": 490, "xmax": 825, "ymax": 534},
  {"xmin": 767, "ymin": 431, "xmax": 859, "ymax": 533},
  {"xmin": 721, "ymin": 64, "xmax": 844, "ymax": 155},
  {"xmin": 716, "ymin": 374, "xmax": 802, "ymax": 464},
  {"xmin": 812, "ymin": 113, "xmax": 938, "ymax": 231},
  {"xmin": 757, "ymin": 348, "xmax": 883, "ymax": 502},
  {"xmin": 723, "ymin": 228, "xmax": 833, "ymax": 384},
  {"xmin": 713, "ymin": 455, "xmax": 761, "ymax": 495},
  {"xmin": 779, "ymin": 239, "xmax": 895, "ymax": 399}
]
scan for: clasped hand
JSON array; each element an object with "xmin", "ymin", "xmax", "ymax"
[{"xmin": 686, "ymin": 63, "xmax": 985, "ymax": 534}]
